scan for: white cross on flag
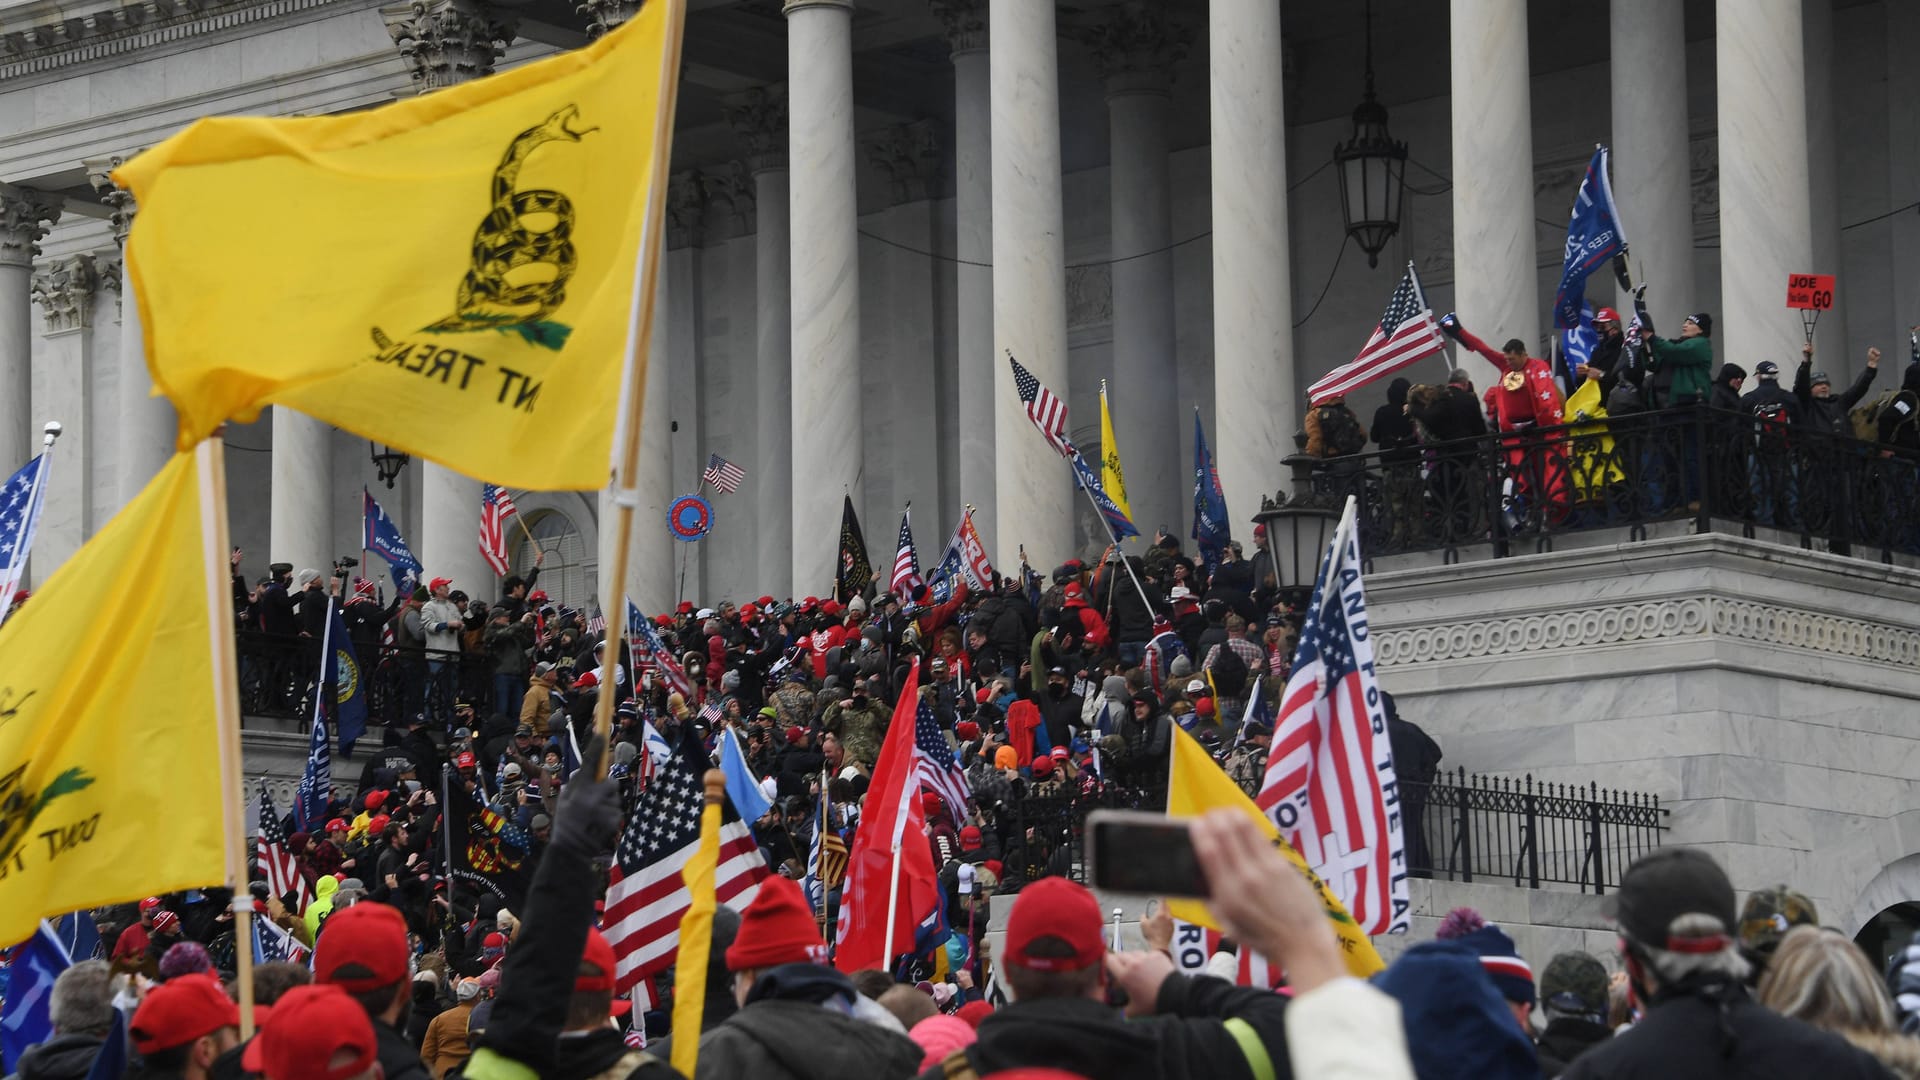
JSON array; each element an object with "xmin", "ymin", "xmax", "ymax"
[{"xmin": 1257, "ymin": 497, "xmax": 1408, "ymax": 935}]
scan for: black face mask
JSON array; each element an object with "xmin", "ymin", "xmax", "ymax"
[
  {"xmin": 1048, "ymin": 683, "xmax": 1068, "ymax": 699},
  {"xmin": 851, "ymin": 693, "xmax": 867, "ymax": 704}
]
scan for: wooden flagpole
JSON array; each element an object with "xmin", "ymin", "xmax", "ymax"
[
  {"xmin": 591, "ymin": 0, "xmax": 688, "ymax": 779},
  {"xmin": 197, "ymin": 433, "xmax": 256, "ymax": 1036}
]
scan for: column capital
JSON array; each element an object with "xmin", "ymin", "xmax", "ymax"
[
  {"xmin": 31, "ymin": 254, "xmax": 97, "ymax": 333},
  {"xmin": 667, "ymin": 169, "xmax": 708, "ymax": 249},
  {"xmin": 1071, "ymin": 0, "xmax": 1189, "ymax": 94},
  {"xmin": 0, "ymin": 187, "xmax": 61, "ymax": 269},
  {"xmin": 96, "ymin": 251, "xmax": 124, "ymax": 317},
  {"xmin": 864, "ymin": 119, "xmax": 943, "ymax": 204},
  {"xmin": 723, "ymin": 86, "xmax": 789, "ymax": 172},
  {"xmin": 381, "ymin": 0, "xmax": 517, "ymax": 92},
  {"xmin": 701, "ymin": 161, "xmax": 756, "ymax": 238},
  {"xmin": 927, "ymin": 0, "xmax": 986, "ymax": 54},
  {"xmin": 577, "ymin": 0, "xmax": 639, "ymax": 39},
  {"xmin": 782, "ymin": 0, "xmax": 853, "ymax": 14},
  {"xmin": 84, "ymin": 154, "xmax": 140, "ymax": 248}
]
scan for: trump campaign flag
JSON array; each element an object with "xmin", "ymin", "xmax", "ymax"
[
  {"xmin": 1191, "ymin": 411, "xmax": 1229, "ymax": 572},
  {"xmin": 1258, "ymin": 497, "xmax": 1408, "ymax": 936},
  {"xmin": 1553, "ymin": 145, "xmax": 1627, "ymax": 335},
  {"xmin": 362, "ymin": 489, "xmax": 422, "ymax": 596},
  {"xmin": 114, "ymin": 0, "xmax": 679, "ymax": 491}
]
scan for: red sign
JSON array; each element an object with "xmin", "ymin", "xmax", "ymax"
[{"xmin": 1786, "ymin": 273, "xmax": 1836, "ymax": 310}]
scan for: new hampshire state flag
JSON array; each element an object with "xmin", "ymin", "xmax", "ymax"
[
  {"xmin": 113, "ymin": 2, "xmax": 679, "ymax": 491},
  {"xmin": 0, "ymin": 451, "xmax": 224, "ymax": 946}
]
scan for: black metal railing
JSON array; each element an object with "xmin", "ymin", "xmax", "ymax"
[
  {"xmin": 1224, "ymin": 767, "xmax": 1666, "ymax": 893},
  {"xmin": 1305, "ymin": 404, "xmax": 1920, "ymax": 565},
  {"xmin": 236, "ymin": 631, "xmax": 493, "ymax": 726}
]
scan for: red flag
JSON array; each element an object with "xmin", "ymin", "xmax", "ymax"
[
  {"xmin": 1005, "ymin": 699, "xmax": 1042, "ymax": 764},
  {"xmin": 834, "ymin": 662, "xmax": 942, "ymax": 972}
]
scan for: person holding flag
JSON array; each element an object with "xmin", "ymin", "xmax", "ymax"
[
  {"xmin": 1440, "ymin": 312, "xmax": 1570, "ymax": 529},
  {"xmin": 1191, "ymin": 410, "xmax": 1230, "ymax": 574}
]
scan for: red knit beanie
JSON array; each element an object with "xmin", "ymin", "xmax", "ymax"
[{"xmin": 724, "ymin": 877, "xmax": 826, "ymax": 971}]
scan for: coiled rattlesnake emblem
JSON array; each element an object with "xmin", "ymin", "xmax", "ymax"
[{"xmin": 423, "ymin": 104, "xmax": 598, "ymax": 350}]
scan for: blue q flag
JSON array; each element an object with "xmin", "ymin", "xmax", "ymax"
[
  {"xmin": 1069, "ymin": 450, "xmax": 1140, "ymax": 540},
  {"xmin": 1553, "ymin": 145, "xmax": 1628, "ymax": 332},
  {"xmin": 1192, "ymin": 411, "xmax": 1230, "ymax": 572},
  {"xmin": 363, "ymin": 489, "xmax": 424, "ymax": 596},
  {"xmin": 327, "ymin": 602, "xmax": 369, "ymax": 755}
]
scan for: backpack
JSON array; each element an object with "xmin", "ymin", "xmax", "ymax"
[
  {"xmin": 1317, "ymin": 405, "xmax": 1367, "ymax": 456},
  {"xmin": 1852, "ymin": 389, "xmax": 1901, "ymax": 442},
  {"xmin": 1753, "ymin": 399, "xmax": 1793, "ymax": 443}
]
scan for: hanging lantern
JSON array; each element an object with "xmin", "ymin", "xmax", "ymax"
[{"xmin": 1333, "ymin": 0, "xmax": 1407, "ymax": 268}]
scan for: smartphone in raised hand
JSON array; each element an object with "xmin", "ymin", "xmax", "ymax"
[{"xmin": 1087, "ymin": 810, "xmax": 1211, "ymax": 899}]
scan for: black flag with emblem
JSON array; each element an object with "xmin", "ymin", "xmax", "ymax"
[{"xmin": 836, "ymin": 494, "xmax": 873, "ymax": 602}]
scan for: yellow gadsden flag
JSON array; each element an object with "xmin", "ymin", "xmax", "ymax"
[
  {"xmin": 1165, "ymin": 726, "xmax": 1384, "ymax": 977},
  {"xmin": 1099, "ymin": 383, "xmax": 1132, "ymax": 522},
  {"xmin": 0, "ymin": 451, "xmax": 223, "ymax": 944},
  {"xmin": 113, "ymin": 1, "xmax": 677, "ymax": 491}
]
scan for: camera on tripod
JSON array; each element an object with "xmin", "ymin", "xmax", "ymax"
[{"xmin": 331, "ymin": 555, "xmax": 359, "ymax": 577}]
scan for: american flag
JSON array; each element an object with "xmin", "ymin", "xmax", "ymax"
[
  {"xmin": 889, "ymin": 507, "xmax": 924, "ymax": 598},
  {"xmin": 478, "ymin": 484, "xmax": 518, "ymax": 576},
  {"xmin": 256, "ymin": 782, "xmax": 312, "ymax": 913},
  {"xmin": 1307, "ymin": 264, "xmax": 1447, "ymax": 404},
  {"xmin": 630, "ymin": 600, "xmax": 694, "ymax": 699},
  {"xmin": 585, "ymin": 611, "xmax": 607, "ymax": 636},
  {"xmin": 698, "ymin": 699, "xmax": 723, "ymax": 726},
  {"xmin": 604, "ymin": 747, "xmax": 765, "ymax": 998},
  {"xmin": 702, "ymin": 453, "xmax": 745, "ymax": 495},
  {"xmin": 1257, "ymin": 503, "xmax": 1407, "ymax": 935},
  {"xmin": 913, "ymin": 701, "xmax": 969, "ymax": 813},
  {"xmin": 0, "ymin": 453, "xmax": 49, "ymax": 620},
  {"xmin": 1009, "ymin": 356, "xmax": 1073, "ymax": 458},
  {"xmin": 253, "ymin": 917, "xmax": 309, "ymax": 967}
]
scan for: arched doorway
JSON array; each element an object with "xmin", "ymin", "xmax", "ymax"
[
  {"xmin": 1856, "ymin": 902, "xmax": 1920, "ymax": 973},
  {"xmin": 511, "ymin": 509, "xmax": 591, "ymax": 612}
]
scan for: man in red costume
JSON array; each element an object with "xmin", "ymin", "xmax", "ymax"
[{"xmin": 1439, "ymin": 313, "xmax": 1570, "ymax": 524}]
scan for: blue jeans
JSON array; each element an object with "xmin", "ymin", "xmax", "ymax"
[
  {"xmin": 494, "ymin": 673, "xmax": 522, "ymax": 719},
  {"xmin": 1115, "ymin": 641, "xmax": 1147, "ymax": 667}
]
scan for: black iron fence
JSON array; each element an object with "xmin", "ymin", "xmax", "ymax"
[
  {"xmin": 1233, "ymin": 770, "xmax": 1666, "ymax": 893},
  {"xmin": 1306, "ymin": 404, "xmax": 1920, "ymax": 564},
  {"xmin": 236, "ymin": 631, "xmax": 492, "ymax": 727}
]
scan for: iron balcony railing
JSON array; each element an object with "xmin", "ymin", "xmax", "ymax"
[
  {"xmin": 236, "ymin": 631, "xmax": 494, "ymax": 726},
  {"xmin": 1301, "ymin": 403, "xmax": 1920, "ymax": 565}
]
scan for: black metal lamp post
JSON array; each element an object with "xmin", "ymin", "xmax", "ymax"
[
  {"xmin": 369, "ymin": 441, "xmax": 409, "ymax": 488},
  {"xmin": 1333, "ymin": 0, "xmax": 1407, "ymax": 268},
  {"xmin": 1254, "ymin": 443, "xmax": 1340, "ymax": 608}
]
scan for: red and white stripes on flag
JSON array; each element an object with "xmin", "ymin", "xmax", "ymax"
[
  {"xmin": 1008, "ymin": 355, "xmax": 1074, "ymax": 458},
  {"xmin": 1256, "ymin": 498, "xmax": 1408, "ymax": 936},
  {"xmin": 890, "ymin": 507, "xmax": 924, "ymax": 597},
  {"xmin": 1307, "ymin": 263, "xmax": 1447, "ymax": 405},
  {"xmin": 255, "ymin": 782, "xmax": 312, "ymax": 913},
  {"xmin": 479, "ymin": 484, "xmax": 518, "ymax": 576},
  {"xmin": 604, "ymin": 752, "xmax": 765, "ymax": 996}
]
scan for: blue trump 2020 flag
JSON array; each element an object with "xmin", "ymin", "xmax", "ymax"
[
  {"xmin": 363, "ymin": 488, "xmax": 423, "ymax": 597},
  {"xmin": 295, "ymin": 711, "xmax": 331, "ymax": 832},
  {"xmin": 1070, "ymin": 449, "xmax": 1139, "ymax": 540},
  {"xmin": 1192, "ymin": 411, "xmax": 1230, "ymax": 572},
  {"xmin": 1553, "ymin": 145, "xmax": 1627, "ymax": 332},
  {"xmin": 1, "ymin": 921, "xmax": 73, "ymax": 1072}
]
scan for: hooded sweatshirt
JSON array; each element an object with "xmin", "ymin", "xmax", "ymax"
[
  {"xmin": 692, "ymin": 965, "xmax": 923, "ymax": 1080},
  {"xmin": 11, "ymin": 1034, "xmax": 104, "ymax": 1080},
  {"xmin": 1373, "ymin": 378, "xmax": 1420, "ymax": 461}
]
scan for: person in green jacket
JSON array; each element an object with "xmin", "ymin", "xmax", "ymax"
[{"xmin": 1644, "ymin": 312, "xmax": 1715, "ymax": 405}]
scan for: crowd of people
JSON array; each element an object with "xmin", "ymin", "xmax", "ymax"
[
  {"xmin": 6, "ymin": 513, "xmax": 1918, "ymax": 1080},
  {"xmin": 1301, "ymin": 291, "xmax": 1920, "ymax": 550}
]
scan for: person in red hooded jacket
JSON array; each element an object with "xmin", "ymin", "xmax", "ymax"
[
  {"xmin": 1058, "ymin": 581, "xmax": 1111, "ymax": 654},
  {"xmin": 1441, "ymin": 313, "xmax": 1570, "ymax": 524}
]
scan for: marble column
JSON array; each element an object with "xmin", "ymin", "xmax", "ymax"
[
  {"xmin": 1210, "ymin": 0, "xmax": 1293, "ymax": 535},
  {"xmin": 932, "ymin": 0, "xmax": 994, "ymax": 533},
  {"xmin": 786, "ymin": 0, "xmax": 863, "ymax": 595},
  {"xmin": 866, "ymin": 120, "xmax": 945, "ymax": 525},
  {"xmin": 990, "ymin": 0, "xmax": 1071, "ymax": 565},
  {"xmin": 1450, "ymin": 0, "xmax": 1537, "ymax": 352},
  {"xmin": 1090, "ymin": 0, "xmax": 1185, "ymax": 543},
  {"xmin": 727, "ymin": 87, "xmax": 793, "ymax": 597},
  {"xmin": 1802, "ymin": 0, "xmax": 1848, "ymax": 374},
  {"xmin": 1609, "ymin": 0, "xmax": 1696, "ymax": 333},
  {"xmin": 28, "ymin": 255, "xmax": 96, "ymax": 575},
  {"xmin": 86, "ymin": 157, "xmax": 174, "ymax": 511},
  {"xmin": 0, "ymin": 187, "xmax": 59, "ymax": 472},
  {"xmin": 268, "ymin": 408, "xmax": 333, "ymax": 574},
  {"xmin": 664, "ymin": 173, "xmax": 705, "ymax": 600},
  {"xmin": 383, "ymin": 0, "xmax": 515, "ymax": 592},
  {"xmin": 1716, "ymin": 0, "xmax": 1811, "ymax": 376}
]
